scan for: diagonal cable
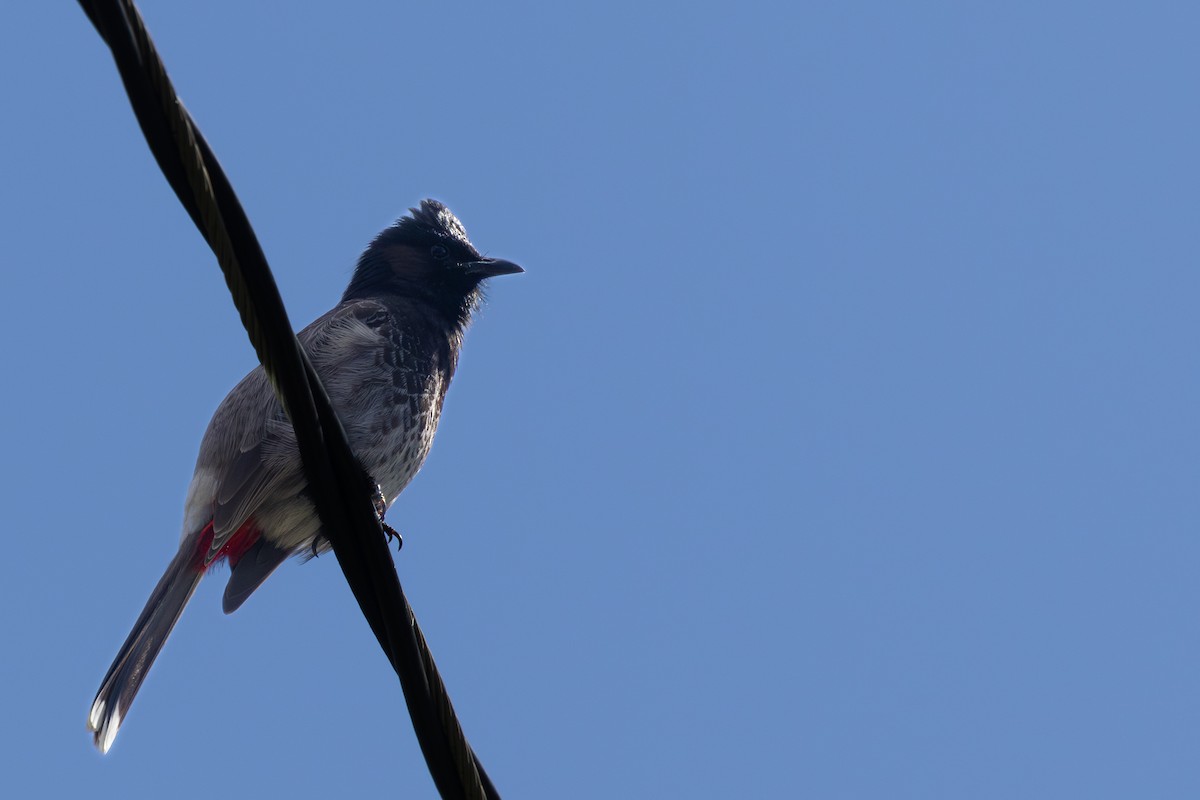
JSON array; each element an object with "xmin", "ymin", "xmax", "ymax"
[{"xmin": 75, "ymin": 2, "xmax": 498, "ymax": 797}]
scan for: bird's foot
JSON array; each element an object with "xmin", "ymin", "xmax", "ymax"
[
  {"xmin": 370, "ymin": 483, "xmax": 402, "ymax": 551},
  {"xmin": 371, "ymin": 484, "xmax": 388, "ymax": 520},
  {"xmin": 382, "ymin": 522, "xmax": 404, "ymax": 552}
]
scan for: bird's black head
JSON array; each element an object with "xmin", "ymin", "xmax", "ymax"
[{"xmin": 343, "ymin": 199, "xmax": 522, "ymax": 328}]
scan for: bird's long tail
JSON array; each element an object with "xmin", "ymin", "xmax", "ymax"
[{"xmin": 87, "ymin": 537, "xmax": 204, "ymax": 754}]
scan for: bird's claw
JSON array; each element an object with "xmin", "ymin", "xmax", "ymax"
[
  {"xmin": 382, "ymin": 522, "xmax": 404, "ymax": 552},
  {"xmin": 305, "ymin": 485, "xmax": 401, "ymax": 554},
  {"xmin": 369, "ymin": 483, "xmax": 402, "ymax": 551}
]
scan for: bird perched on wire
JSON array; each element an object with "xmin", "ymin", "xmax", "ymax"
[{"xmin": 87, "ymin": 199, "xmax": 522, "ymax": 754}]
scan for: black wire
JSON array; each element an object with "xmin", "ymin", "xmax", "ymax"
[{"xmin": 75, "ymin": 2, "xmax": 499, "ymax": 797}]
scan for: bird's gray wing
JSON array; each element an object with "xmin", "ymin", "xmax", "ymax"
[{"xmin": 192, "ymin": 298, "xmax": 398, "ymax": 561}]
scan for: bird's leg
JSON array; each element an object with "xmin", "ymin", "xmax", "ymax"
[
  {"xmin": 371, "ymin": 483, "xmax": 403, "ymax": 552},
  {"xmin": 371, "ymin": 484, "xmax": 388, "ymax": 520}
]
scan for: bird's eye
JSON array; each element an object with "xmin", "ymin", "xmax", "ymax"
[{"xmin": 430, "ymin": 244, "xmax": 449, "ymax": 261}]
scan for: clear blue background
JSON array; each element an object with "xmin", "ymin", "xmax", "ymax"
[{"xmin": 1, "ymin": 2, "xmax": 1197, "ymax": 797}]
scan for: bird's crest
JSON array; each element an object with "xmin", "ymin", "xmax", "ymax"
[{"xmin": 393, "ymin": 199, "xmax": 476, "ymax": 254}]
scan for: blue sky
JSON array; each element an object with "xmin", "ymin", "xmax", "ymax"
[{"xmin": 2, "ymin": 1, "xmax": 1198, "ymax": 797}]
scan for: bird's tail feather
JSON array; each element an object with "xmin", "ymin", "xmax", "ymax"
[{"xmin": 87, "ymin": 541, "xmax": 203, "ymax": 753}]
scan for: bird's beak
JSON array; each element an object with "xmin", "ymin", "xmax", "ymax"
[{"xmin": 463, "ymin": 258, "xmax": 524, "ymax": 278}]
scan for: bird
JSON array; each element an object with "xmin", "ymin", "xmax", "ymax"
[{"xmin": 87, "ymin": 199, "xmax": 522, "ymax": 754}]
